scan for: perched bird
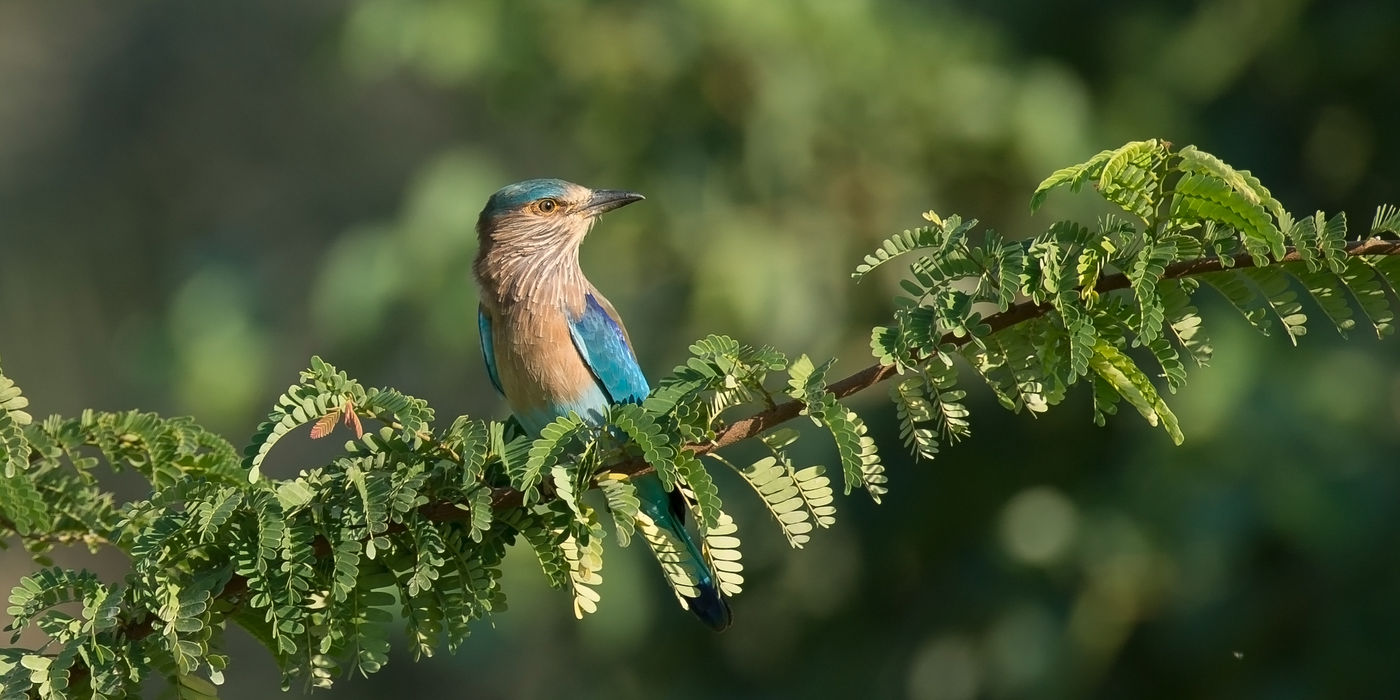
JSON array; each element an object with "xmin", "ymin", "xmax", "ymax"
[{"xmin": 473, "ymin": 178, "xmax": 732, "ymax": 631}]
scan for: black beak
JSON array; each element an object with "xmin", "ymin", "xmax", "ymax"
[{"xmin": 581, "ymin": 189, "xmax": 645, "ymax": 216}]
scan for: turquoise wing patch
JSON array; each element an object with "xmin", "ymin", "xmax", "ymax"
[{"xmin": 567, "ymin": 294, "xmax": 650, "ymax": 404}]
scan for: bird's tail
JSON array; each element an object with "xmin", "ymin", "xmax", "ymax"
[{"xmin": 633, "ymin": 474, "xmax": 732, "ymax": 631}]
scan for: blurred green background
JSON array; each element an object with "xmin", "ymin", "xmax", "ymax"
[{"xmin": 2, "ymin": 0, "xmax": 1398, "ymax": 697}]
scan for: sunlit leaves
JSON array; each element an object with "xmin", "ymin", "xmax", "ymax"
[
  {"xmin": 675, "ymin": 452, "xmax": 721, "ymax": 529},
  {"xmin": 0, "ymin": 361, "xmax": 31, "ymax": 479},
  {"xmin": 520, "ymin": 413, "xmax": 590, "ymax": 502},
  {"xmin": 597, "ymin": 476, "xmax": 640, "ymax": 547},
  {"xmin": 702, "ymin": 512, "xmax": 744, "ymax": 597},
  {"xmin": 1087, "ymin": 339, "xmax": 1183, "ymax": 445},
  {"xmin": 560, "ymin": 514, "xmax": 605, "ymax": 619},
  {"xmin": 1030, "ymin": 147, "xmax": 1114, "ymax": 212},
  {"xmin": 635, "ymin": 511, "xmax": 700, "ymax": 600},
  {"xmin": 2, "ymin": 349, "xmax": 534, "ymax": 697},
  {"xmin": 245, "ymin": 357, "xmax": 362, "ymax": 481},
  {"xmin": 608, "ymin": 404, "xmax": 678, "ymax": 490},
  {"xmin": 1160, "ymin": 279, "xmax": 1212, "ymax": 367},
  {"xmin": 710, "ymin": 429, "xmax": 827, "ymax": 549},
  {"xmin": 7, "ymin": 140, "xmax": 1400, "ymax": 698},
  {"xmin": 788, "ymin": 355, "xmax": 887, "ymax": 501},
  {"xmin": 863, "ymin": 140, "xmax": 1400, "ymax": 462},
  {"xmin": 1372, "ymin": 204, "xmax": 1400, "ymax": 237},
  {"xmin": 1173, "ymin": 173, "xmax": 1285, "ymax": 263},
  {"xmin": 852, "ymin": 213, "xmax": 979, "ymax": 280}
]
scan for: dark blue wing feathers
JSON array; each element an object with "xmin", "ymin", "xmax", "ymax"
[{"xmin": 477, "ymin": 305, "xmax": 505, "ymax": 396}]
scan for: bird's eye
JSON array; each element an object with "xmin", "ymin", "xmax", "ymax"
[{"xmin": 535, "ymin": 199, "xmax": 558, "ymax": 214}]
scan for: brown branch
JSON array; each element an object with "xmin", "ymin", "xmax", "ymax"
[
  {"xmin": 78, "ymin": 238, "xmax": 1400, "ymax": 658},
  {"xmin": 445, "ymin": 237, "xmax": 1400, "ymax": 512},
  {"xmin": 696, "ymin": 237, "xmax": 1400, "ymax": 453}
]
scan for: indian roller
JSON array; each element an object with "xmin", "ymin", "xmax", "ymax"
[{"xmin": 472, "ymin": 178, "xmax": 732, "ymax": 631}]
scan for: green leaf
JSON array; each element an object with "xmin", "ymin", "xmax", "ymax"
[
  {"xmin": 1372, "ymin": 204, "xmax": 1400, "ymax": 237},
  {"xmin": 1160, "ymin": 279, "xmax": 1212, "ymax": 366},
  {"xmin": 559, "ymin": 513, "xmax": 605, "ymax": 619},
  {"xmin": 890, "ymin": 377, "xmax": 940, "ymax": 462},
  {"xmin": 717, "ymin": 451, "xmax": 816, "ymax": 548},
  {"xmin": 609, "ymin": 404, "xmax": 678, "ymax": 491},
  {"xmin": 1030, "ymin": 148, "xmax": 1114, "ymax": 212},
  {"xmin": 1087, "ymin": 338, "xmax": 1183, "ymax": 445},
  {"xmin": 597, "ymin": 476, "xmax": 640, "ymax": 547},
  {"xmin": 1288, "ymin": 266, "xmax": 1356, "ymax": 338},
  {"xmin": 0, "ymin": 364, "xmax": 31, "ymax": 479},
  {"xmin": 701, "ymin": 511, "xmax": 744, "ymax": 597},
  {"xmin": 853, "ymin": 214, "xmax": 979, "ymax": 279},
  {"xmin": 1096, "ymin": 139, "xmax": 1170, "ymax": 224},
  {"xmin": 0, "ymin": 472, "xmax": 50, "ymax": 535},
  {"xmin": 1128, "ymin": 236, "xmax": 1177, "ymax": 344},
  {"xmin": 675, "ymin": 452, "xmax": 721, "ymax": 529},
  {"xmin": 244, "ymin": 386, "xmax": 343, "ymax": 482},
  {"xmin": 1342, "ymin": 257, "xmax": 1396, "ymax": 338},
  {"xmin": 521, "ymin": 413, "xmax": 589, "ymax": 502},
  {"xmin": 1177, "ymin": 144, "xmax": 1289, "ymax": 225},
  {"xmin": 1201, "ymin": 271, "xmax": 1274, "ymax": 336},
  {"xmin": 1171, "ymin": 172, "xmax": 1285, "ymax": 263},
  {"xmin": 1241, "ymin": 267, "xmax": 1308, "ymax": 345},
  {"xmin": 634, "ymin": 510, "xmax": 700, "ymax": 600},
  {"xmin": 814, "ymin": 398, "xmax": 886, "ymax": 502}
]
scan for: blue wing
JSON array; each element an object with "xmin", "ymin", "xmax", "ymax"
[
  {"xmin": 477, "ymin": 305, "xmax": 504, "ymax": 396},
  {"xmin": 568, "ymin": 292, "xmax": 732, "ymax": 630},
  {"xmin": 567, "ymin": 293, "xmax": 650, "ymax": 404}
]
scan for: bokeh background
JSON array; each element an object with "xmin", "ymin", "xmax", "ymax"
[{"xmin": 2, "ymin": 0, "xmax": 1399, "ymax": 698}]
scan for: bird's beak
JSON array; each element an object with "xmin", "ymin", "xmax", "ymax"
[{"xmin": 580, "ymin": 189, "xmax": 645, "ymax": 216}]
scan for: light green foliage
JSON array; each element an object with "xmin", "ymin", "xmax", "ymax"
[
  {"xmin": 787, "ymin": 355, "xmax": 888, "ymax": 501},
  {"xmin": 245, "ymin": 355, "xmax": 365, "ymax": 481},
  {"xmin": 675, "ymin": 452, "xmax": 722, "ymax": 530},
  {"xmin": 714, "ymin": 429, "xmax": 836, "ymax": 548},
  {"xmin": 862, "ymin": 140, "xmax": 1400, "ymax": 461},
  {"xmin": 522, "ymin": 413, "xmax": 590, "ymax": 503},
  {"xmin": 0, "ymin": 359, "xmax": 32, "ymax": 479},
  {"xmin": 646, "ymin": 334, "xmax": 789, "ymax": 444},
  {"xmin": 596, "ymin": 476, "xmax": 640, "ymax": 547},
  {"xmin": 1030, "ymin": 148, "xmax": 1115, "ymax": 213},
  {"xmin": 607, "ymin": 403, "xmax": 678, "ymax": 490},
  {"xmin": 634, "ymin": 510, "xmax": 700, "ymax": 601},
  {"xmin": 1373, "ymin": 204, "xmax": 1400, "ymax": 237},
  {"xmin": 1160, "ymin": 279, "xmax": 1213, "ymax": 366},
  {"xmin": 3, "ymin": 142, "xmax": 1399, "ymax": 697},
  {"xmin": 702, "ymin": 512, "xmax": 744, "ymax": 597},
  {"xmin": 559, "ymin": 512, "xmax": 605, "ymax": 619},
  {"xmin": 1087, "ymin": 339, "xmax": 1184, "ymax": 445}
]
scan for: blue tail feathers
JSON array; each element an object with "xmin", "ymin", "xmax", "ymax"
[
  {"xmin": 635, "ymin": 474, "xmax": 732, "ymax": 631},
  {"xmin": 684, "ymin": 580, "xmax": 733, "ymax": 631}
]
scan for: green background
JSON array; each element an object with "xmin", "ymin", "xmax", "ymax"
[{"xmin": 1, "ymin": 1, "xmax": 1398, "ymax": 697}]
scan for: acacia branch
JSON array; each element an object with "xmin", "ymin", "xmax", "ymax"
[
  {"xmin": 423, "ymin": 238, "xmax": 1400, "ymax": 514},
  {"xmin": 695, "ymin": 237, "xmax": 1400, "ymax": 453},
  {"xmin": 98, "ymin": 238, "xmax": 1400, "ymax": 653}
]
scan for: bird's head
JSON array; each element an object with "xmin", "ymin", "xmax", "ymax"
[{"xmin": 475, "ymin": 178, "xmax": 644, "ymax": 254}]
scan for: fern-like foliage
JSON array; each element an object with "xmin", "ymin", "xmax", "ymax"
[
  {"xmin": 862, "ymin": 138, "xmax": 1400, "ymax": 456},
  {"xmin": 787, "ymin": 355, "xmax": 887, "ymax": 501},
  {"xmin": 2, "ymin": 141, "xmax": 1399, "ymax": 697}
]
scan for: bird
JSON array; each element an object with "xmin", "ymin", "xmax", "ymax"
[{"xmin": 472, "ymin": 178, "xmax": 732, "ymax": 631}]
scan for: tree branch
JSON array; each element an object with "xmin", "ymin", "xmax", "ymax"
[
  {"xmin": 694, "ymin": 237, "xmax": 1400, "ymax": 454},
  {"xmin": 95, "ymin": 237, "xmax": 1400, "ymax": 653},
  {"xmin": 398, "ymin": 237, "xmax": 1398, "ymax": 514}
]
